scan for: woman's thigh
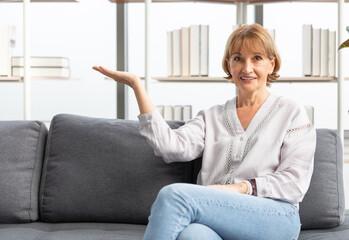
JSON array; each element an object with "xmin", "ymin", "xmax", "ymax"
[
  {"xmin": 177, "ymin": 223, "xmax": 222, "ymax": 240},
  {"xmin": 159, "ymin": 183, "xmax": 301, "ymax": 240}
]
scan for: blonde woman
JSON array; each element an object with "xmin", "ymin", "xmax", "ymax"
[{"xmin": 93, "ymin": 23, "xmax": 316, "ymax": 240}]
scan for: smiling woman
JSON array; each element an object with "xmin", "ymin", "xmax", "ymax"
[{"xmin": 93, "ymin": 23, "xmax": 316, "ymax": 240}]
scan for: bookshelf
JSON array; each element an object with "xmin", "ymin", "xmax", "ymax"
[
  {"xmin": 0, "ymin": 0, "xmax": 79, "ymax": 120},
  {"xmin": 110, "ymin": 0, "xmax": 347, "ymax": 143}
]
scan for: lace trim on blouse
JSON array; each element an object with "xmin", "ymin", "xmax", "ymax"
[
  {"xmin": 287, "ymin": 123, "xmax": 313, "ymax": 134},
  {"xmin": 222, "ymin": 96, "xmax": 281, "ymax": 184},
  {"xmin": 223, "ymin": 101, "xmax": 237, "ymax": 179}
]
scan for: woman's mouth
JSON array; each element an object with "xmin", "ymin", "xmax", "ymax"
[{"xmin": 240, "ymin": 76, "xmax": 256, "ymax": 82}]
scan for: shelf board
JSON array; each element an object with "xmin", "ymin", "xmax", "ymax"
[
  {"xmin": 0, "ymin": 77, "xmax": 22, "ymax": 82},
  {"xmin": 152, "ymin": 76, "xmax": 340, "ymax": 83},
  {"xmin": 0, "ymin": 0, "xmax": 79, "ymax": 2},
  {"xmin": 109, "ymin": 0, "xmax": 349, "ymax": 4}
]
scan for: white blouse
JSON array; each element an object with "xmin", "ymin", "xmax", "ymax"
[{"xmin": 138, "ymin": 94, "xmax": 316, "ymax": 207}]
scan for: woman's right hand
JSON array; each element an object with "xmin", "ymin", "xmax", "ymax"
[{"xmin": 92, "ymin": 66, "xmax": 141, "ymax": 89}]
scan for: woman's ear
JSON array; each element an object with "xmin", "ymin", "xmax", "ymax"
[{"xmin": 269, "ymin": 58, "xmax": 275, "ymax": 74}]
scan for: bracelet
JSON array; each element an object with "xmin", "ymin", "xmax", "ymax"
[
  {"xmin": 248, "ymin": 179, "xmax": 256, "ymax": 196},
  {"xmin": 242, "ymin": 180, "xmax": 252, "ymax": 195}
]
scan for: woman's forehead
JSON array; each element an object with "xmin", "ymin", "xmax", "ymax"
[{"xmin": 230, "ymin": 38, "xmax": 267, "ymax": 55}]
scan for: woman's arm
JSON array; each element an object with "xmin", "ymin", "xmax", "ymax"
[
  {"xmin": 92, "ymin": 66, "xmax": 155, "ymax": 114},
  {"xmin": 93, "ymin": 66, "xmax": 205, "ymax": 163}
]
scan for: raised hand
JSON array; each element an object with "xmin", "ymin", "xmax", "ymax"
[{"xmin": 92, "ymin": 66, "xmax": 141, "ymax": 89}]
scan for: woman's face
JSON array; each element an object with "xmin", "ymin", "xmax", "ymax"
[{"xmin": 227, "ymin": 46, "xmax": 275, "ymax": 95}]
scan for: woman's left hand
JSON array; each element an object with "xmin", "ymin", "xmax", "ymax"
[{"xmin": 207, "ymin": 182, "xmax": 247, "ymax": 194}]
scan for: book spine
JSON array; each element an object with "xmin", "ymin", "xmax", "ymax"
[
  {"xmin": 199, "ymin": 25, "xmax": 209, "ymax": 76},
  {"xmin": 156, "ymin": 105, "xmax": 164, "ymax": 118},
  {"xmin": 173, "ymin": 105, "xmax": 183, "ymax": 121},
  {"xmin": 163, "ymin": 105, "xmax": 174, "ymax": 120},
  {"xmin": 181, "ymin": 27, "xmax": 190, "ymax": 77},
  {"xmin": 11, "ymin": 57, "xmax": 70, "ymax": 68},
  {"xmin": 190, "ymin": 25, "xmax": 200, "ymax": 76},
  {"xmin": 312, "ymin": 28, "xmax": 321, "ymax": 77},
  {"xmin": 167, "ymin": 31, "xmax": 173, "ymax": 77},
  {"xmin": 182, "ymin": 105, "xmax": 192, "ymax": 121},
  {"xmin": 172, "ymin": 29, "xmax": 181, "ymax": 77},
  {"xmin": 303, "ymin": 24, "xmax": 312, "ymax": 77},
  {"xmin": 328, "ymin": 31, "xmax": 336, "ymax": 77},
  {"xmin": 320, "ymin": 29, "xmax": 329, "ymax": 77}
]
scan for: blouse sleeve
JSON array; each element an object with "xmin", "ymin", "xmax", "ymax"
[
  {"xmin": 255, "ymin": 107, "xmax": 316, "ymax": 205},
  {"xmin": 137, "ymin": 109, "xmax": 206, "ymax": 163}
]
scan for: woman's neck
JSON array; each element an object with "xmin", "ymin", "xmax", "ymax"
[{"xmin": 236, "ymin": 90, "xmax": 270, "ymax": 108}]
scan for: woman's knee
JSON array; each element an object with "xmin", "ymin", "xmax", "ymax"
[
  {"xmin": 156, "ymin": 183, "xmax": 191, "ymax": 202},
  {"xmin": 177, "ymin": 223, "xmax": 222, "ymax": 240}
]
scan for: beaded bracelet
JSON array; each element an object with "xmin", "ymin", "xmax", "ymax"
[{"xmin": 248, "ymin": 179, "xmax": 256, "ymax": 196}]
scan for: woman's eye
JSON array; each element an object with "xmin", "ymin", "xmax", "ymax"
[
  {"xmin": 255, "ymin": 56, "xmax": 262, "ymax": 60},
  {"xmin": 233, "ymin": 57, "xmax": 241, "ymax": 61}
]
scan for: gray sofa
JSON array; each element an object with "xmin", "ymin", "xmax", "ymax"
[{"xmin": 0, "ymin": 113, "xmax": 348, "ymax": 240}]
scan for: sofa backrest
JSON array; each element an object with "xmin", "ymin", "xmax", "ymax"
[
  {"xmin": 0, "ymin": 121, "xmax": 47, "ymax": 223},
  {"xmin": 299, "ymin": 129, "xmax": 345, "ymax": 229},
  {"xmin": 39, "ymin": 114, "xmax": 196, "ymax": 224}
]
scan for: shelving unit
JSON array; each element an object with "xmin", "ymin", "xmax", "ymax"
[
  {"xmin": 0, "ymin": 0, "xmax": 79, "ymax": 120},
  {"xmin": 110, "ymin": 0, "xmax": 348, "ymax": 143},
  {"xmin": 152, "ymin": 76, "xmax": 344, "ymax": 82}
]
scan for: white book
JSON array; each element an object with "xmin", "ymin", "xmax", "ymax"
[
  {"xmin": 180, "ymin": 27, "xmax": 190, "ymax": 77},
  {"xmin": 200, "ymin": 25, "xmax": 209, "ymax": 76},
  {"xmin": 156, "ymin": 105, "xmax": 165, "ymax": 118},
  {"xmin": 12, "ymin": 67, "xmax": 70, "ymax": 78},
  {"xmin": 163, "ymin": 105, "xmax": 173, "ymax": 120},
  {"xmin": 312, "ymin": 28, "xmax": 321, "ymax": 77},
  {"xmin": 0, "ymin": 25, "xmax": 16, "ymax": 77},
  {"xmin": 320, "ymin": 29, "xmax": 329, "ymax": 77},
  {"xmin": 328, "ymin": 31, "xmax": 336, "ymax": 77},
  {"xmin": 190, "ymin": 25, "xmax": 200, "ymax": 76},
  {"xmin": 167, "ymin": 31, "xmax": 173, "ymax": 77},
  {"xmin": 12, "ymin": 56, "xmax": 69, "ymax": 68},
  {"xmin": 172, "ymin": 29, "xmax": 181, "ymax": 77},
  {"xmin": 302, "ymin": 24, "xmax": 312, "ymax": 76},
  {"xmin": 173, "ymin": 105, "xmax": 183, "ymax": 121},
  {"xmin": 182, "ymin": 105, "xmax": 192, "ymax": 121}
]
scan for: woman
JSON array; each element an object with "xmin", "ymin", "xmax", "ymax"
[{"xmin": 93, "ymin": 23, "xmax": 316, "ymax": 240}]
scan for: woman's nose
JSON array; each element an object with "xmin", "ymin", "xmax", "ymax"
[{"xmin": 242, "ymin": 60, "xmax": 253, "ymax": 73}]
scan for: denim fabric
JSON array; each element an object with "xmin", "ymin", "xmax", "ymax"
[{"xmin": 143, "ymin": 183, "xmax": 301, "ymax": 240}]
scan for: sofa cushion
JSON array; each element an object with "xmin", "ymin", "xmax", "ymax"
[
  {"xmin": 0, "ymin": 121, "xmax": 48, "ymax": 223},
  {"xmin": 299, "ymin": 129, "xmax": 345, "ymax": 229},
  {"xmin": 0, "ymin": 222, "xmax": 146, "ymax": 240},
  {"xmin": 40, "ymin": 114, "xmax": 194, "ymax": 224}
]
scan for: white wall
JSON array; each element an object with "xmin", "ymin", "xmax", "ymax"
[{"xmin": 0, "ymin": 1, "xmax": 117, "ymax": 120}]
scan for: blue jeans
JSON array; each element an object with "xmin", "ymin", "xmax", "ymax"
[{"xmin": 143, "ymin": 183, "xmax": 301, "ymax": 240}]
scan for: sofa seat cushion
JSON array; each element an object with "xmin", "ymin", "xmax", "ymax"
[
  {"xmin": 0, "ymin": 121, "xmax": 47, "ymax": 223},
  {"xmin": 0, "ymin": 222, "xmax": 146, "ymax": 240},
  {"xmin": 299, "ymin": 210, "xmax": 349, "ymax": 240},
  {"xmin": 40, "ymin": 114, "xmax": 195, "ymax": 224}
]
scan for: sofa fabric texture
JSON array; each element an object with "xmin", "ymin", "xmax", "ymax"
[
  {"xmin": 0, "ymin": 114, "xmax": 348, "ymax": 239},
  {"xmin": 299, "ymin": 129, "xmax": 345, "ymax": 229},
  {"xmin": 39, "ymin": 114, "xmax": 194, "ymax": 224},
  {"xmin": 0, "ymin": 121, "xmax": 48, "ymax": 223}
]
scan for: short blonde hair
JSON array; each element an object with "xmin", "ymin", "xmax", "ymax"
[{"xmin": 222, "ymin": 23, "xmax": 281, "ymax": 87}]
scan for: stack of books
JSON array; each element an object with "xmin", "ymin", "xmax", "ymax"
[
  {"xmin": 156, "ymin": 105, "xmax": 192, "ymax": 121},
  {"xmin": 0, "ymin": 25, "xmax": 16, "ymax": 78},
  {"xmin": 167, "ymin": 25, "xmax": 209, "ymax": 77},
  {"xmin": 11, "ymin": 56, "xmax": 70, "ymax": 78},
  {"xmin": 303, "ymin": 24, "xmax": 336, "ymax": 77}
]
